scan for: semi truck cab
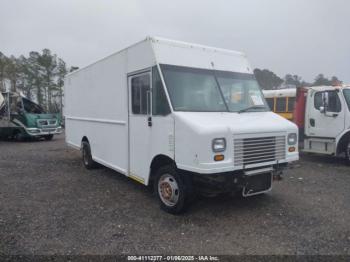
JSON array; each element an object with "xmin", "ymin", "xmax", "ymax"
[{"xmin": 296, "ymin": 86, "xmax": 350, "ymax": 161}]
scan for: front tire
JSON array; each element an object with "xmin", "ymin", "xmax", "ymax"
[
  {"xmin": 82, "ymin": 141, "xmax": 97, "ymax": 169},
  {"xmin": 345, "ymin": 140, "xmax": 350, "ymax": 165},
  {"xmin": 154, "ymin": 165, "xmax": 193, "ymax": 214},
  {"xmin": 13, "ymin": 130, "xmax": 23, "ymax": 141},
  {"xmin": 44, "ymin": 134, "xmax": 54, "ymax": 141}
]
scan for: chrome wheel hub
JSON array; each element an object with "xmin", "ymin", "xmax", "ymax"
[{"xmin": 158, "ymin": 174, "xmax": 179, "ymax": 207}]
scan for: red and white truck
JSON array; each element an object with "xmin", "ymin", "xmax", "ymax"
[{"xmin": 293, "ymin": 85, "xmax": 350, "ymax": 163}]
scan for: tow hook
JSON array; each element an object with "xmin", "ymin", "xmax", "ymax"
[
  {"xmin": 273, "ymin": 174, "xmax": 282, "ymax": 181},
  {"xmin": 273, "ymin": 170, "xmax": 283, "ymax": 181}
]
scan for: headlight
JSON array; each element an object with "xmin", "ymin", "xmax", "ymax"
[
  {"xmin": 27, "ymin": 129, "xmax": 40, "ymax": 134},
  {"xmin": 287, "ymin": 133, "xmax": 297, "ymax": 145},
  {"xmin": 212, "ymin": 138, "xmax": 226, "ymax": 152}
]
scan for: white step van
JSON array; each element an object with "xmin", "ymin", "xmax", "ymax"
[{"xmin": 65, "ymin": 37, "xmax": 299, "ymax": 213}]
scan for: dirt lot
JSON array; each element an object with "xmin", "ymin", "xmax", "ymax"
[{"xmin": 0, "ymin": 134, "xmax": 350, "ymax": 255}]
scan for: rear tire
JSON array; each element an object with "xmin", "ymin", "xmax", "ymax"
[
  {"xmin": 154, "ymin": 165, "xmax": 193, "ymax": 214},
  {"xmin": 82, "ymin": 141, "xmax": 97, "ymax": 169}
]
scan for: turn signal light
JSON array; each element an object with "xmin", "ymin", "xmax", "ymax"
[
  {"xmin": 214, "ymin": 154, "xmax": 225, "ymax": 161},
  {"xmin": 288, "ymin": 147, "xmax": 296, "ymax": 152}
]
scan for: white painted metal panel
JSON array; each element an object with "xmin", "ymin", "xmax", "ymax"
[
  {"xmin": 127, "ymin": 40, "xmax": 156, "ymax": 74},
  {"xmin": 151, "ymin": 37, "xmax": 252, "ymax": 74},
  {"xmin": 174, "ymin": 111, "xmax": 298, "ymax": 174},
  {"xmin": 65, "ymin": 49, "xmax": 129, "ymax": 174},
  {"xmin": 263, "ymin": 88, "xmax": 296, "ymax": 98},
  {"xmin": 148, "ymin": 115, "xmax": 175, "ymax": 184},
  {"xmin": 305, "ymin": 89, "xmax": 345, "ymax": 138}
]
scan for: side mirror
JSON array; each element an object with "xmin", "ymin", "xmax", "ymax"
[{"xmin": 319, "ymin": 106, "xmax": 326, "ymax": 114}]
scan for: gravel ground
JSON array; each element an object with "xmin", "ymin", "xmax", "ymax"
[{"xmin": 0, "ymin": 134, "xmax": 349, "ymax": 255}]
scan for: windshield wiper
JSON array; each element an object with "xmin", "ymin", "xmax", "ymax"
[{"xmin": 238, "ymin": 105, "xmax": 266, "ymax": 114}]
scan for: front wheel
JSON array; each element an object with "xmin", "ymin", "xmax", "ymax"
[
  {"xmin": 44, "ymin": 134, "xmax": 54, "ymax": 141},
  {"xmin": 13, "ymin": 130, "xmax": 24, "ymax": 141},
  {"xmin": 154, "ymin": 165, "xmax": 193, "ymax": 214},
  {"xmin": 345, "ymin": 140, "xmax": 350, "ymax": 165}
]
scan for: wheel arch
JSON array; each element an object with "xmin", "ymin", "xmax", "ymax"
[
  {"xmin": 81, "ymin": 135, "xmax": 89, "ymax": 144},
  {"xmin": 81, "ymin": 136, "xmax": 91, "ymax": 151},
  {"xmin": 336, "ymin": 130, "xmax": 350, "ymax": 155},
  {"xmin": 149, "ymin": 154, "xmax": 176, "ymax": 185}
]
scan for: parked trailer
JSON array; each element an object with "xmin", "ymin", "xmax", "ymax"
[
  {"xmin": 293, "ymin": 85, "xmax": 350, "ymax": 163},
  {"xmin": 65, "ymin": 37, "xmax": 299, "ymax": 213},
  {"xmin": 0, "ymin": 92, "xmax": 62, "ymax": 140}
]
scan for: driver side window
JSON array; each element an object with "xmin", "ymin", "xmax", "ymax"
[{"xmin": 314, "ymin": 91, "xmax": 341, "ymax": 112}]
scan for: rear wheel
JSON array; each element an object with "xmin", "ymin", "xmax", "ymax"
[
  {"xmin": 82, "ymin": 141, "xmax": 97, "ymax": 169},
  {"xmin": 154, "ymin": 165, "xmax": 193, "ymax": 214}
]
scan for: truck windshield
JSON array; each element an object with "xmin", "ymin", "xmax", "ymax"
[
  {"xmin": 22, "ymin": 98, "xmax": 45, "ymax": 114},
  {"xmin": 344, "ymin": 89, "xmax": 350, "ymax": 111},
  {"xmin": 161, "ymin": 64, "xmax": 268, "ymax": 112}
]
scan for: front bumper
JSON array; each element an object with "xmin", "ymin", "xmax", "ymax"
[
  {"xmin": 177, "ymin": 154, "xmax": 297, "ymax": 174},
  {"xmin": 25, "ymin": 126, "xmax": 62, "ymax": 136},
  {"xmin": 180, "ymin": 163, "xmax": 287, "ymax": 196}
]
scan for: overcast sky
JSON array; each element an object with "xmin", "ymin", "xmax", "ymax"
[{"xmin": 1, "ymin": 0, "xmax": 349, "ymax": 83}]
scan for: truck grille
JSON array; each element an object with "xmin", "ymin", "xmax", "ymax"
[
  {"xmin": 37, "ymin": 119, "xmax": 57, "ymax": 127},
  {"xmin": 38, "ymin": 120, "xmax": 48, "ymax": 126},
  {"xmin": 42, "ymin": 128, "xmax": 56, "ymax": 132},
  {"xmin": 234, "ymin": 136, "xmax": 286, "ymax": 166}
]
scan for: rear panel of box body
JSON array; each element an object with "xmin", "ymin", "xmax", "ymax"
[{"xmin": 64, "ymin": 39, "xmax": 155, "ymax": 175}]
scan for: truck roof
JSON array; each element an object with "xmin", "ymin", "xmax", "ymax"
[
  {"xmin": 262, "ymin": 88, "xmax": 296, "ymax": 98},
  {"xmin": 150, "ymin": 36, "xmax": 245, "ymax": 56},
  {"xmin": 67, "ymin": 36, "xmax": 252, "ymax": 77},
  {"xmin": 307, "ymin": 85, "xmax": 350, "ymax": 92}
]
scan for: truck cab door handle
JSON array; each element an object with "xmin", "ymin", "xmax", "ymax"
[{"xmin": 310, "ymin": 118, "xmax": 315, "ymax": 127}]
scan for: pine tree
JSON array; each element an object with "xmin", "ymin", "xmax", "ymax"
[
  {"xmin": 57, "ymin": 58, "xmax": 67, "ymax": 118},
  {"xmin": 37, "ymin": 49, "xmax": 58, "ymax": 111},
  {"xmin": 313, "ymin": 74, "xmax": 331, "ymax": 86},
  {"xmin": 0, "ymin": 52, "xmax": 8, "ymax": 92},
  {"xmin": 26, "ymin": 51, "xmax": 45, "ymax": 105}
]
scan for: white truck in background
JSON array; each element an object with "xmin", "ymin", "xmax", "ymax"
[
  {"xmin": 65, "ymin": 37, "xmax": 299, "ymax": 214},
  {"xmin": 294, "ymin": 85, "xmax": 350, "ymax": 163}
]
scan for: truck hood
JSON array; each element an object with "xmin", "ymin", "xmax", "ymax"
[{"xmin": 173, "ymin": 111, "xmax": 297, "ymax": 134}]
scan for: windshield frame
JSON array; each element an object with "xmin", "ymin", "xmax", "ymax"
[
  {"xmin": 160, "ymin": 64, "xmax": 269, "ymax": 113},
  {"xmin": 22, "ymin": 97, "xmax": 46, "ymax": 114},
  {"xmin": 343, "ymin": 89, "xmax": 350, "ymax": 111}
]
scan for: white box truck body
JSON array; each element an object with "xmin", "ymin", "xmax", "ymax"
[{"xmin": 65, "ymin": 37, "xmax": 299, "ymax": 213}]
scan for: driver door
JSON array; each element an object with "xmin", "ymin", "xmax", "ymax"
[
  {"xmin": 305, "ymin": 90, "xmax": 345, "ymax": 138},
  {"xmin": 128, "ymin": 71, "xmax": 152, "ymax": 184}
]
